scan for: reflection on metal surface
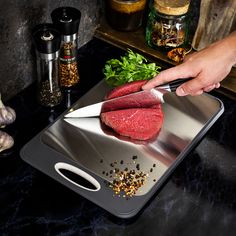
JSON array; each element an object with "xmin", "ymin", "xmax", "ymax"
[{"xmin": 41, "ymin": 80, "xmax": 223, "ymax": 196}]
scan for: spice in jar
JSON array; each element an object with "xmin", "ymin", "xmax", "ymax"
[
  {"xmin": 59, "ymin": 41, "xmax": 80, "ymax": 87},
  {"xmin": 146, "ymin": 0, "xmax": 190, "ymax": 49},
  {"xmin": 38, "ymin": 79, "xmax": 62, "ymax": 107},
  {"xmin": 106, "ymin": 0, "xmax": 147, "ymax": 31},
  {"xmin": 32, "ymin": 24, "xmax": 63, "ymax": 107},
  {"xmin": 51, "ymin": 7, "xmax": 81, "ymax": 88}
]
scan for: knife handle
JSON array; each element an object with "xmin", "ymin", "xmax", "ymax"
[{"xmin": 158, "ymin": 77, "xmax": 193, "ymax": 92}]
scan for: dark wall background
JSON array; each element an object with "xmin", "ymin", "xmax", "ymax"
[
  {"xmin": 0, "ymin": 0, "xmax": 200, "ymax": 102},
  {"xmin": 0, "ymin": 0, "xmax": 101, "ymax": 101}
]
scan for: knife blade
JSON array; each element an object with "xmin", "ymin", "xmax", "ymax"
[{"xmin": 64, "ymin": 78, "xmax": 191, "ymax": 118}]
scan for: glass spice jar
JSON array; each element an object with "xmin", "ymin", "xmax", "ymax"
[
  {"xmin": 146, "ymin": 0, "xmax": 190, "ymax": 50},
  {"xmin": 51, "ymin": 7, "xmax": 81, "ymax": 89},
  {"xmin": 106, "ymin": 0, "xmax": 147, "ymax": 31},
  {"xmin": 32, "ymin": 24, "xmax": 63, "ymax": 107}
]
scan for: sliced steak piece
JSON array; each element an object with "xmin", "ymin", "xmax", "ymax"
[
  {"xmin": 101, "ymin": 80, "xmax": 164, "ymax": 141},
  {"xmin": 101, "ymin": 106, "xmax": 163, "ymax": 141},
  {"xmin": 101, "ymin": 90, "xmax": 161, "ymax": 113},
  {"xmin": 105, "ymin": 80, "xmax": 147, "ymax": 99}
]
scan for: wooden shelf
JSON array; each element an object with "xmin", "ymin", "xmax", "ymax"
[{"xmin": 94, "ymin": 17, "xmax": 236, "ymax": 100}]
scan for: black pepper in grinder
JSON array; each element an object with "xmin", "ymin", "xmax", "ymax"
[
  {"xmin": 51, "ymin": 7, "xmax": 81, "ymax": 89},
  {"xmin": 32, "ymin": 23, "xmax": 63, "ymax": 107}
]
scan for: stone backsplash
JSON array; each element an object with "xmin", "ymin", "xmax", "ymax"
[
  {"xmin": 0, "ymin": 0, "xmax": 101, "ymax": 101},
  {"xmin": 0, "ymin": 0, "xmax": 200, "ymax": 102}
]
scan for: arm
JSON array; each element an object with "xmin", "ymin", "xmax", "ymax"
[{"xmin": 142, "ymin": 32, "xmax": 236, "ymax": 96}]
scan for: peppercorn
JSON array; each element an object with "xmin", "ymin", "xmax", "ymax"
[
  {"xmin": 38, "ymin": 80, "xmax": 62, "ymax": 107},
  {"xmin": 59, "ymin": 42, "xmax": 80, "ymax": 87}
]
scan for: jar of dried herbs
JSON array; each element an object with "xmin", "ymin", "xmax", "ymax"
[
  {"xmin": 32, "ymin": 23, "xmax": 63, "ymax": 107},
  {"xmin": 51, "ymin": 7, "xmax": 81, "ymax": 88},
  {"xmin": 146, "ymin": 0, "xmax": 190, "ymax": 49}
]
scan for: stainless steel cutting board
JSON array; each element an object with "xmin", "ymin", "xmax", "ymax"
[{"xmin": 20, "ymin": 80, "xmax": 224, "ymax": 218}]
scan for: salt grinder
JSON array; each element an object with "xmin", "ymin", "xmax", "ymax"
[
  {"xmin": 32, "ymin": 23, "xmax": 62, "ymax": 107},
  {"xmin": 51, "ymin": 7, "xmax": 81, "ymax": 89}
]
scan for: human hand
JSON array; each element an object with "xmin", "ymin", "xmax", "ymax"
[{"xmin": 142, "ymin": 32, "xmax": 236, "ymax": 96}]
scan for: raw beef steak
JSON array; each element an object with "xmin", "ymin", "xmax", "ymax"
[
  {"xmin": 101, "ymin": 80, "xmax": 164, "ymax": 141},
  {"xmin": 101, "ymin": 90, "xmax": 161, "ymax": 113},
  {"xmin": 101, "ymin": 106, "xmax": 163, "ymax": 141},
  {"xmin": 105, "ymin": 80, "xmax": 147, "ymax": 99}
]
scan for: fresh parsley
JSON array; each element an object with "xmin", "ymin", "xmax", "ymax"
[{"xmin": 103, "ymin": 49, "xmax": 161, "ymax": 87}]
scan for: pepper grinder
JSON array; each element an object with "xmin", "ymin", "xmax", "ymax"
[
  {"xmin": 51, "ymin": 7, "xmax": 81, "ymax": 89},
  {"xmin": 32, "ymin": 23, "xmax": 63, "ymax": 107}
]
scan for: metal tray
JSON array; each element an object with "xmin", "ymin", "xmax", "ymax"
[{"xmin": 20, "ymin": 80, "xmax": 224, "ymax": 218}]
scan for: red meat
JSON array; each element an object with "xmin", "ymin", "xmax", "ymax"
[
  {"xmin": 105, "ymin": 80, "xmax": 147, "ymax": 99},
  {"xmin": 101, "ymin": 80, "xmax": 164, "ymax": 141},
  {"xmin": 101, "ymin": 90, "xmax": 161, "ymax": 113},
  {"xmin": 101, "ymin": 106, "xmax": 163, "ymax": 140}
]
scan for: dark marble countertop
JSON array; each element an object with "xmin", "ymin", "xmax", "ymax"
[{"xmin": 1, "ymin": 38, "xmax": 236, "ymax": 236}]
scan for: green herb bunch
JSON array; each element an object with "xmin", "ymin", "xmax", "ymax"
[{"xmin": 103, "ymin": 49, "xmax": 161, "ymax": 87}]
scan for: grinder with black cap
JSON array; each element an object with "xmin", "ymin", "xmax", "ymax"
[
  {"xmin": 51, "ymin": 7, "xmax": 81, "ymax": 89},
  {"xmin": 32, "ymin": 23, "xmax": 62, "ymax": 107}
]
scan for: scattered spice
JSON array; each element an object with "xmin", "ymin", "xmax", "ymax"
[
  {"xmin": 167, "ymin": 47, "xmax": 186, "ymax": 63},
  {"xmin": 110, "ymin": 168, "xmax": 148, "ymax": 198},
  {"xmin": 167, "ymin": 45, "xmax": 192, "ymax": 63},
  {"xmin": 100, "ymin": 155, "xmax": 159, "ymax": 198}
]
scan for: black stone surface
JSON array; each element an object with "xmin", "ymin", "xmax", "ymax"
[{"xmin": 1, "ymin": 38, "xmax": 236, "ymax": 236}]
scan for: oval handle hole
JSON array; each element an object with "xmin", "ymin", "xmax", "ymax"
[
  {"xmin": 55, "ymin": 162, "xmax": 100, "ymax": 192},
  {"xmin": 60, "ymin": 169, "xmax": 97, "ymax": 190}
]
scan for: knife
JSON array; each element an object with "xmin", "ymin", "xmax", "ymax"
[{"xmin": 64, "ymin": 78, "xmax": 192, "ymax": 118}]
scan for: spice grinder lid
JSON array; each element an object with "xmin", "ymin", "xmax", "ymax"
[
  {"xmin": 51, "ymin": 7, "xmax": 81, "ymax": 36},
  {"xmin": 154, "ymin": 0, "xmax": 190, "ymax": 15},
  {"xmin": 32, "ymin": 23, "xmax": 61, "ymax": 54}
]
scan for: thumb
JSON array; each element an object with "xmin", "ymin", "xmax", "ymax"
[{"xmin": 142, "ymin": 64, "xmax": 195, "ymax": 90}]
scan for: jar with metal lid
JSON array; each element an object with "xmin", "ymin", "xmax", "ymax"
[
  {"xmin": 32, "ymin": 23, "xmax": 63, "ymax": 107},
  {"xmin": 146, "ymin": 0, "xmax": 190, "ymax": 49},
  {"xmin": 51, "ymin": 7, "xmax": 81, "ymax": 89},
  {"xmin": 106, "ymin": 0, "xmax": 147, "ymax": 31}
]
